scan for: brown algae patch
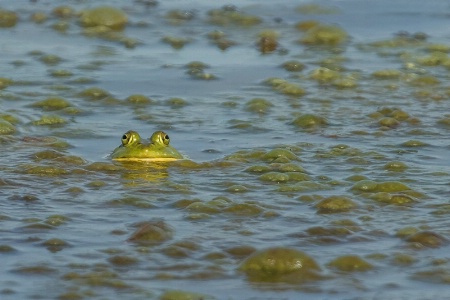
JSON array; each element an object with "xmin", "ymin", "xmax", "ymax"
[
  {"xmin": 20, "ymin": 164, "xmax": 70, "ymax": 176},
  {"xmin": 238, "ymin": 247, "xmax": 323, "ymax": 283},
  {"xmin": 31, "ymin": 115, "xmax": 67, "ymax": 126},
  {"xmin": 296, "ymin": 4, "xmax": 340, "ymax": 15},
  {"xmin": 383, "ymin": 161, "xmax": 409, "ymax": 172},
  {"xmin": 44, "ymin": 215, "xmax": 70, "ymax": 227},
  {"xmin": 13, "ymin": 265, "xmax": 58, "ymax": 275},
  {"xmin": 264, "ymin": 78, "xmax": 306, "ymax": 97},
  {"xmin": 400, "ymin": 140, "xmax": 429, "ymax": 148},
  {"xmin": 52, "ymin": 5, "xmax": 76, "ymax": 18},
  {"xmin": 371, "ymin": 69, "xmax": 402, "ymax": 79},
  {"xmin": 108, "ymin": 255, "xmax": 139, "ymax": 266},
  {"xmin": 207, "ymin": 6, "xmax": 262, "ymax": 27},
  {"xmin": 351, "ymin": 180, "xmax": 424, "ymax": 205},
  {"xmin": 160, "ymin": 290, "xmax": 214, "ymax": 300},
  {"xmin": 299, "ymin": 23, "xmax": 348, "ymax": 46},
  {"xmin": 181, "ymin": 197, "xmax": 265, "ymax": 218},
  {"xmin": 316, "ymin": 196, "xmax": 358, "ymax": 214},
  {"xmin": 41, "ymin": 238, "xmax": 71, "ymax": 253},
  {"xmin": 127, "ymin": 220, "xmax": 174, "ymax": 245},
  {"xmin": 327, "ymin": 255, "xmax": 373, "ymax": 272},
  {"xmin": 368, "ymin": 192, "xmax": 418, "ymax": 205},
  {"xmin": 437, "ymin": 116, "xmax": 450, "ymax": 129},
  {"xmin": 404, "ymin": 231, "xmax": 448, "ymax": 249},
  {"xmin": 291, "ymin": 114, "xmax": 328, "ymax": 130},
  {"xmin": 30, "ymin": 97, "xmax": 73, "ymax": 111},
  {"xmin": 261, "ymin": 148, "xmax": 300, "ymax": 162},
  {"xmin": 257, "ymin": 30, "xmax": 279, "ymax": 54},
  {"xmin": 0, "ymin": 119, "xmax": 16, "ymax": 135},
  {"xmin": 77, "ymin": 87, "xmax": 111, "ymax": 100},
  {"xmin": 281, "ymin": 60, "xmax": 306, "ymax": 72},
  {"xmin": 125, "ymin": 94, "xmax": 154, "ymax": 106},
  {"xmin": 108, "ymin": 196, "xmax": 156, "ymax": 209},
  {"xmin": 309, "ymin": 67, "xmax": 340, "ymax": 83},
  {"xmin": 411, "ymin": 268, "xmax": 450, "ymax": 285},
  {"xmin": 0, "ymin": 9, "xmax": 18, "ymax": 28},
  {"xmin": 368, "ymin": 107, "xmax": 416, "ymax": 129},
  {"xmin": 62, "ymin": 270, "xmax": 130, "ymax": 289},
  {"xmin": 245, "ymin": 98, "xmax": 273, "ymax": 114},
  {"xmin": 351, "ymin": 180, "xmax": 411, "ymax": 193},
  {"xmin": 162, "ymin": 36, "xmax": 191, "ymax": 49},
  {"xmin": 0, "ymin": 77, "xmax": 13, "ymax": 89},
  {"xmin": 79, "ymin": 6, "xmax": 128, "ymax": 30},
  {"xmin": 0, "ymin": 245, "xmax": 16, "ymax": 253},
  {"xmin": 165, "ymin": 9, "xmax": 196, "ymax": 25}
]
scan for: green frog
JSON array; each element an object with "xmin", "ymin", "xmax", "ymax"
[{"xmin": 110, "ymin": 130, "xmax": 184, "ymax": 161}]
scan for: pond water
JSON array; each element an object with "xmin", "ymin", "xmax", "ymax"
[{"xmin": 1, "ymin": 0, "xmax": 449, "ymax": 299}]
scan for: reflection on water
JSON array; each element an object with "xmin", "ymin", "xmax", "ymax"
[
  {"xmin": 1, "ymin": 0, "xmax": 450, "ymax": 299},
  {"xmin": 115, "ymin": 161, "xmax": 171, "ymax": 184}
]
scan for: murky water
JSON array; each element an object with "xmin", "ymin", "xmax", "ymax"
[{"xmin": 1, "ymin": 0, "xmax": 449, "ymax": 299}]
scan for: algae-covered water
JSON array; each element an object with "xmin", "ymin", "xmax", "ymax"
[{"xmin": 1, "ymin": 0, "xmax": 449, "ymax": 299}]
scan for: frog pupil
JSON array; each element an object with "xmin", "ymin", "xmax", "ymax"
[
  {"xmin": 165, "ymin": 134, "xmax": 169, "ymax": 140},
  {"xmin": 122, "ymin": 134, "xmax": 127, "ymax": 140}
]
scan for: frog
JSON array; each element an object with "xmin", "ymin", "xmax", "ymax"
[{"xmin": 110, "ymin": 130, "xmax": 184, "ymax": 161}]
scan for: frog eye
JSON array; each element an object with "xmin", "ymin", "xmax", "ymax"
[
  {"xmin": 121, "ymin": 133, "xmax": 130, "ymax": 146},
  {"xmin": 163, "ymin": 134, "xmax": 170, "ymax": 145}
]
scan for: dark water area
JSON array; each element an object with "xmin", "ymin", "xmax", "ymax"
[{"xmin": 1, "ymin": 0, "xmax": 450, "ymax": 299}]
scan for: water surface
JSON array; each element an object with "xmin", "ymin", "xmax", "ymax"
[{"xmin": 1, "ymin": 0, "xmax": 449, "ymax": 299}]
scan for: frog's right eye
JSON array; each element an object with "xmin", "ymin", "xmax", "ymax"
[{"xmin": 121, "ymin": 133, "xmax": 132, "ymax": 146}]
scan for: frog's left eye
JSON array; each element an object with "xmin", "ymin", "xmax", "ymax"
[
  {"xmin": 122, "ymin": 134, "xmax": 127, "ymax": 140},
  {"xmin": 162, "ymin": 133, "xmax": 170, "ymax": 145}
]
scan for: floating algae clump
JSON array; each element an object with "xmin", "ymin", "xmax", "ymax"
[
  {"xmin": 77, "ymin": 87, "xmax": 110, "ymax": 100},
  {"xmin": 79, "ymin": 6, "xmax": 128, "ymax": 30},
  {"xmin": 281, "ymin": 60, "xmax": 306, "ymax": 72},
  {"xmin": 0, "ymin": 119, "xmax": 16, "ymax": 135},
  {"xmin": 300, "ymin": 24, "xmax": 348, "ymax": 46},
  {"xmin": 296, "ymin": 4, "xmax": 340, "ymax": 15},
  {"xmin": 291, "ymin": 114, "xmax": 328, "ymax": 129},
  {"xmin": 127, "ymin": 220, "xmax": 174, "ymax": 245},
  {"xmin": 160, "ymin": 290, "xmax": 214, "ymax": 300},
  {"xmin": 327, "ymin": 255, "xmax": 373, "ymax": 272},
  {"xmin": 239, "ymin": 247, "xmax": 322, "ymax": 283},
  {"xmin": 372, "ymin": 69, "xmax": 402, "ymax": 79},
  {"xmin": 31, "ymin": 97, "xmax": 72, "ymax": 111},
  {"xmin": 316, "ymin": 196, "xmax": 357, "ymax": 213},
  {"xmin": 405, "ymin": 231, "xmax": 448, "ymax": 248},
  {"xmin": 245, "ymin": 98, "xmax": 273, "ymax": 114},
  {"xmin": 261, "ymin": 148, "xmax": 299, "ymax": 162},
  {"xmin": 207, "ymin": 6, "xmax": 261, "ymax": 27},
  {"xmin": 258, "ymin": 172, "xmax": 290, "ymax": 183},
  {"xmin": 0, "ymin": 9, "xmax": 18, "ymax": 28},
  {"xmin": 310, "ymin": 67, "xmax": 340, "ymax": 82},
  {"xmin": 264, "ymin": 78, "xmax": 305, "ymax": 96},
  {"xmin": 0, "ymin": 77, "xmax": 13, "ymax": 89},
  {"xmin": 31, "ymin": 115, "xmax": 67, "ymax": 126},
  {"xmin": 369, "ymin": 192, "xmax": 418, "ymax": 205},
  {"xmin": 125, "ymin": 94, "xmax": 153, "ymax": 105},
  {"xmin": 351, "ymin": 180, "xmax": 417, "ymax": 197},
  {"xmin": 257, "ymin": 30, "xmax": 279, "ymax": 54}
]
